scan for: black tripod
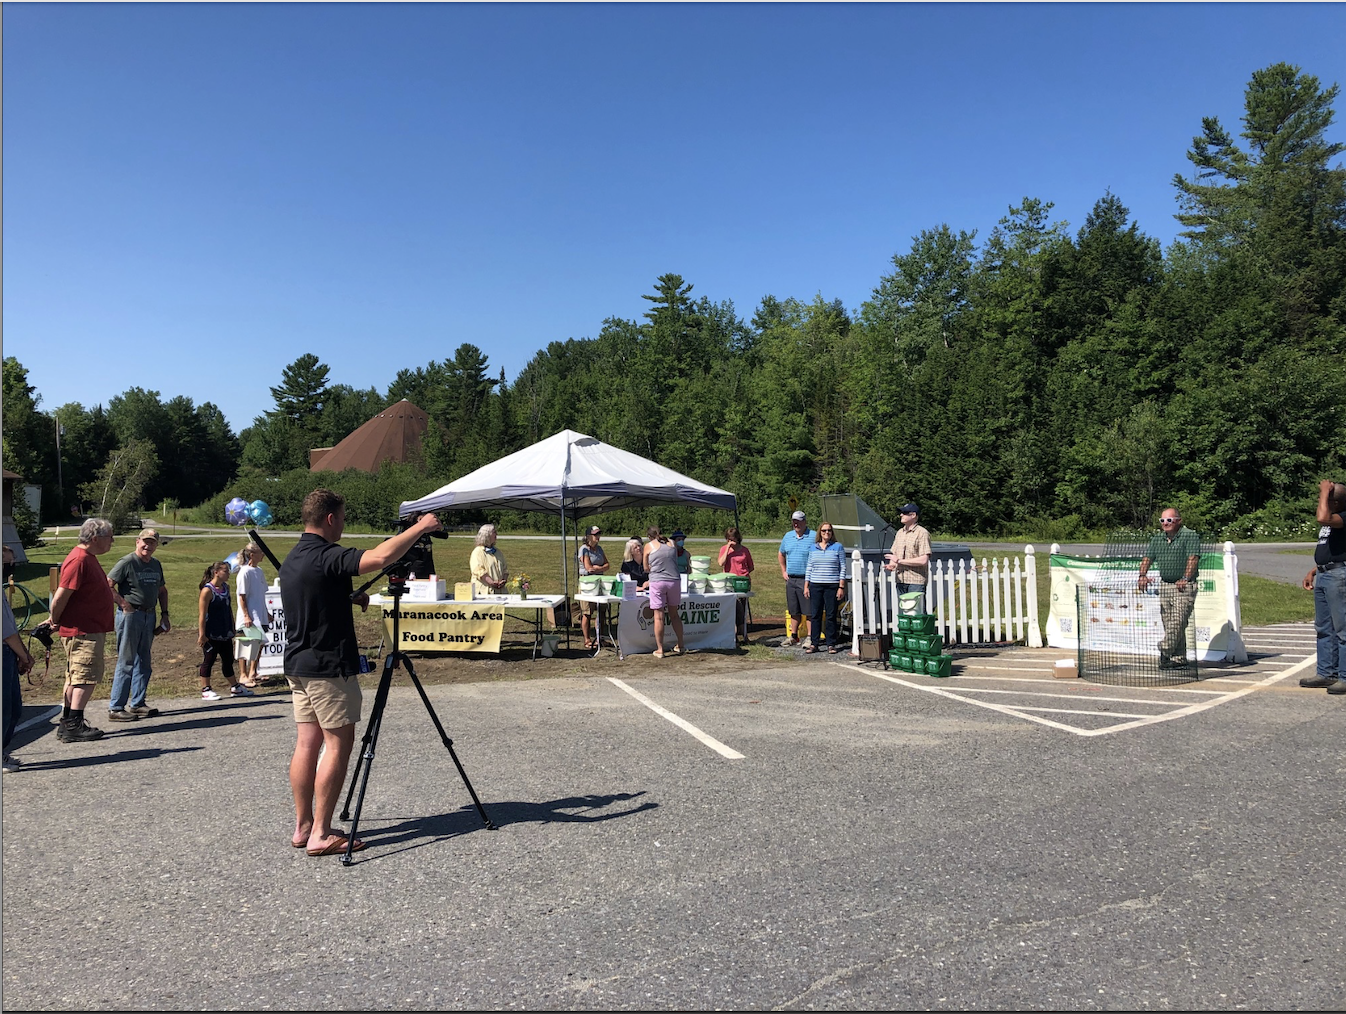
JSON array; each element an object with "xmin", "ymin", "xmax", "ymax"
[{"xmin": 338, "ymin": 570, "xmax": 496, "ymax": 866}]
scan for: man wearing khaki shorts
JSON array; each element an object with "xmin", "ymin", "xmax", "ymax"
[
  {"xmin": 47, "ymin": 518, "xmax": 117, "ymax": 743},
  {"xmin": 280, "ymin": 488, "xmax": 442, "ymax": 856}
]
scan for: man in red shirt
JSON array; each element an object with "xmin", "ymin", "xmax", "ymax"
[{"xmin": 48, "ymin": 518, "xmax": 117, "ymax": 743}]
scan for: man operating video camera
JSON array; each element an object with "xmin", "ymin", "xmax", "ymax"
[{"xmin": 281, "ymin": 488, "xmax": 441, "ymax": 857}]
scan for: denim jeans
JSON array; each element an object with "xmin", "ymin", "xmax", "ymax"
[
  {"xmin": 1314, "ymin": 566, "xmax": 1346, "ymax": 680},
  {"xmin": 109, "ymin": 609, "xmax": 155, "ymax": 711},
  {"xmin": 3, "ymin": 645, "xmax": 20, "ymax": 750}
]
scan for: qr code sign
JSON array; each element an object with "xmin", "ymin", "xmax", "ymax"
[
  {"xmin": 1196, "ymin": 626, "xmax": 1210, "ymax": 643},
  {"xmin": 1059, "ymin": 617, "xmax": 1073, "ymax": 633}
]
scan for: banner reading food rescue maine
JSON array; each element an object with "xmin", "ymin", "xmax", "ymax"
[
  {"xmin": 617, "ymin": 593, "xmax": 737, "ymax": 654},
  {"xmin": 381, "ymin": 601, "xmax": 505, "ymax": 653}
]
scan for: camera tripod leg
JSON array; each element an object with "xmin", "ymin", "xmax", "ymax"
[
  {"xmin": 403, "ymin": 656, "xmax": 497, "ymax": 831},
  {"xmin": 338, "ymin": 656, "xmax": 397, "ymax": 865}
]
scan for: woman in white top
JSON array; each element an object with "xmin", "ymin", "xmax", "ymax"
[{"xmin": 234, "ymin": 543, "xmax": 271, "ymax": 688}]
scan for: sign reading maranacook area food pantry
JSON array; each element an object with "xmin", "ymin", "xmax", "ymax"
[{"xmin": 382, "ymin": 603, "xmax": 505, "ymax": 653}]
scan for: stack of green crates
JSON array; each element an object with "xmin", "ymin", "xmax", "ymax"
[{"xmin": 887, "ymin": 615, "xmax": 952, "ymax": 677}]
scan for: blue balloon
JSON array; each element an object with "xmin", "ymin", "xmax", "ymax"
[
  {"xmin": 225, "ymin": 497, "xmax": 249, "ymax": 526},
  {"xmin": 225, "ymin": 551, "xmax": 241, "ymax": 574},
  {"xmin": 248, "ymin": 500, "xmax": 273, "ymax": 527}
]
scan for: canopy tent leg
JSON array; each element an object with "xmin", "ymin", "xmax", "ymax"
[{"xmin": 560, "ymin": 502, "xmax": 571, "ymax": 649}]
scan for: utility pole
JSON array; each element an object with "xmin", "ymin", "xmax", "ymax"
[{"xmin": 55, "ymin": 417, "xmax": 65, "ymax": 510}]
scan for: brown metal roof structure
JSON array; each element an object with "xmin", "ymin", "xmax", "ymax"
[{"xmin": 309, "ymin": 400, "xmax": 430, "ymax": 474}]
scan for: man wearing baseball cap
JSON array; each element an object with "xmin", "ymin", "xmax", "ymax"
[
  {"xmin": 778, "ymin": 510, "xmax": 815, "ymax": 646},
  {"xmin": 885, "ymin": 503, "xmax": 931, "ymax": 615},
  {"xmin": 578, "ymin": 525, "xmax": 610, "ymax": 649},
  {"xmin": 106, "ymin": 528, "xmax": 171, "ymax": 722}
]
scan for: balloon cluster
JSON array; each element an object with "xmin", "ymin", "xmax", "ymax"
[{"xmin": 225, "ymin": 497, "xmax": 273, "ymax": 527}]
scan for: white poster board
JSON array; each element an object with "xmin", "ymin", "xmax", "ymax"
[
  {"xmin": 617, "ymin": 593, "xmax": 737, "ymax": 655},
  {"xmin": 257, "ymin": 584, "xmax": 288, "ymax": 677}
]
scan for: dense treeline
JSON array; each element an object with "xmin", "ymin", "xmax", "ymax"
[{"xmin": 4, "ymin": 64, "xmax": 1344, "ymax": 540}]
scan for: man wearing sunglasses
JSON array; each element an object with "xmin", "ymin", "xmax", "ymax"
[{"xmin": 1138, "ymin": 509, "xmax": 1201, "ymax": 669}]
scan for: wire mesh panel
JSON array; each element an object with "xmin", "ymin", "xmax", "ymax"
[{"xmin": 1076, "ymin": 530, "xmax": 1201, "ymax": 687}]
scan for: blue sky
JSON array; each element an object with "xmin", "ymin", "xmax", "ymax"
[{"xmin": 4, "ymin": 3, "xmax": 1345, "ymax": 434}]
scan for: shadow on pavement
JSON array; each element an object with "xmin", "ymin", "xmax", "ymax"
[
  {"xmin": 14, "ymin": 745, "xmax": 204, "ymax": 771},
  {"xmin": 348, "ymin": 791, "xmax": 659, "ymax": 863}
]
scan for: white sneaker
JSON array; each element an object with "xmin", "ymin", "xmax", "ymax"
[
  {"xmin": 201, "ymin": 688, "xmax": 222, "ymax": 701},
  {"xmin": 230, "ymin": 684, "xmax": 255, "ymax": 697}
]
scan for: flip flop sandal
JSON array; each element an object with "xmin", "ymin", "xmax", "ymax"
[{"xmin": 306, "ymin": 836, "xmax": 368, "ymax": 857}]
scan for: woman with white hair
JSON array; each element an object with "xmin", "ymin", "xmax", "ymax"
[{"xmin": 469, "ymin": 523, "xmax": 509, "ymax": 597}]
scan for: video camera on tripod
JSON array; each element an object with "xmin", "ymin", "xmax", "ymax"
[{"xmin": 379, "ymin": 515, "xmax": 449, "ymax": 592}]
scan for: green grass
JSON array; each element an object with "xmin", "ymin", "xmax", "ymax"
[
  {"xmin": 11, "ymin": 533, "xmax": 1312, "ymax": 637},
  {"xmin": 1237, "ymin": 573, "xmax": 1314, "ymax": 625}
]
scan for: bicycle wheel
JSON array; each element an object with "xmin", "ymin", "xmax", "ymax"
[{"xmin": 4, "ymin": 582, "xmax": 43, "ymax": 631}]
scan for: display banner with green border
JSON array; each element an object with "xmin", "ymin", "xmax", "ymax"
[{"xmin": 1046, "ymin": 552, "xmax": 1240, "ymax": 661}]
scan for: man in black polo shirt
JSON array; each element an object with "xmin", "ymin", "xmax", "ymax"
[
  {"xmin": 1301, "ymin": 479, "xmax": 1346, "ymax": 694},
  {"xmin": 282, "ymin": 488, "xmax": 441, "ymax": 856}
]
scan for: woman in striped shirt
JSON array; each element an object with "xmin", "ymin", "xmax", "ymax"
[{"xmin": 804, "ymin": 524, "xmax": 847, "ymax": 653}]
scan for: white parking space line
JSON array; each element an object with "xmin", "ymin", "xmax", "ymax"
[
  {"xmin": 15, "ymin": 706, "xmax": 61, "ymax": 734},
  {"xmin": 948, "ymin": 687, "xmax": 1180, "ymax": 706},
  {"xmin": 607, "ymin": 678, "xmax": 745, "ymax": 760},
  {"xmin": 846, "ymin": 654, "xmax": 1316, "ymax": 738},
  {"xmin": 951, "ymin": 674, "xmax": 1231, "ymax": 694},
  {"xmin": 960, "ymin": 664, "xmax": 1065, "ymax": 672},
  {"xmin": 857, "ymin": 669, "xmax": 1101, "ymax": 734},
  {"xmin": 1009, "ymin": 706, "xmax": 1158, "ymax": 719}
]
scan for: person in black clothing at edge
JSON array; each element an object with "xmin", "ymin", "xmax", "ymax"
[
  {"xmin": 1301, "ymin": 479, "xmax": 1346, "ymax": 695},
  {"xmin": 282, "ymin": 488, "xmax": 441, "ymax": 857}
]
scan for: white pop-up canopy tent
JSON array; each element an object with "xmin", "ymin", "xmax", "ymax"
[
  {"xmin": 399, "ymin": 429, "xmax": 739, "ymax": 600},
  {"xmin": 400, "ymin": 430, "xmax": 737, "ymax": 518}
]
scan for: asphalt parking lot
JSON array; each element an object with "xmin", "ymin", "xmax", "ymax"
[{"xmin": 2, "ymin": 625, "xmax": 1342, "ymax": 1010}]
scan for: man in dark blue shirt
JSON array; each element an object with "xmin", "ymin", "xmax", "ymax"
[{"xmin": 281, "ymin": 488, "xmax": 440, "ymax": 856}]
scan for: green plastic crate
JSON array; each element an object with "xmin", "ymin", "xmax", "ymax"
[
  {"xmin": 923, "ymin": 655, "xmax": 952, "ymax": 678},
  {"xmin": 897, "ymin": 653, "xmax": 915, "ymax": 672},
  {"xmin": 907, "ymin": 633, "xmax": 944, "ymax": 656},
  {"xmin": 909, "ymin": 614, "xmax": 937, "ymax": 634},
  {"xmin": 887, "ymin": 649, "xmax": 904, "ymax": 669},
  {"xmin": 728, "ymin": 576, "xmax": 751, "ymax": 593}
]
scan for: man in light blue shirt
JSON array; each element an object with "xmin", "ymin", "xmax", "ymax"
[{"xmin": 778, "ymin": 510, "xmax": 815, "ymax": 646}]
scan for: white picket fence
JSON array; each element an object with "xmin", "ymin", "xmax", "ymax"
[{"xmin": 849, "ymin": 546, "xmax": 1043, "ymax": 652}]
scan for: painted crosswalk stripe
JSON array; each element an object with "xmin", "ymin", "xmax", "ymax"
[{"xmin": 607, "ymin": 678, "xmax": 744, "ymax": 759}]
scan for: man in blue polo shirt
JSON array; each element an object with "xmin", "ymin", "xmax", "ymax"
[{"xmin": 778, "ymin": 510, "xmax": 815, "ymax": 646}]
